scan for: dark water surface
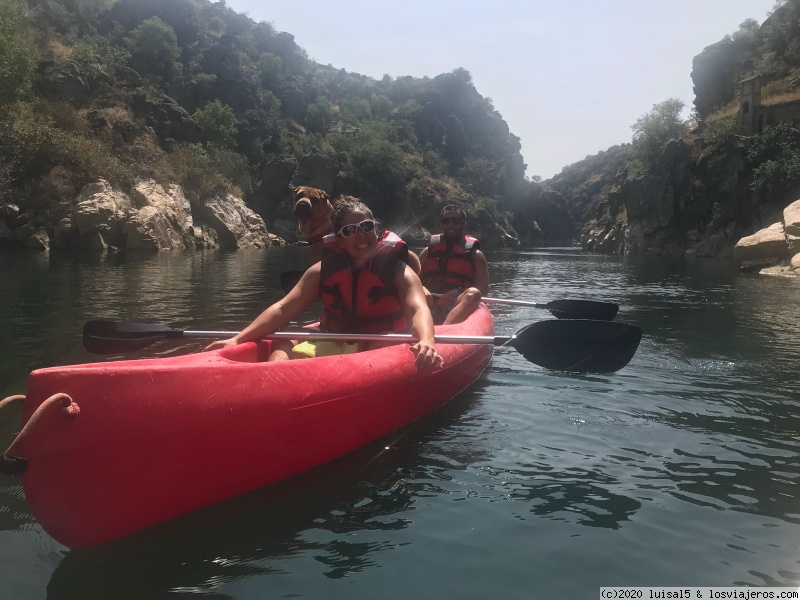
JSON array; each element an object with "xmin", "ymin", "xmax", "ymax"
[{"xmin": 1, "ymin": 247, "xmax": 799, "ymax": 599}]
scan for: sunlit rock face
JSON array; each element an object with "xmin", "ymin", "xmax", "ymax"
[{"xmin": 15, "ymin": 179, "xmax": 277, "ymax": 252}]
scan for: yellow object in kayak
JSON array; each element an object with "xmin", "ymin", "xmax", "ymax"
[{"xmin": 291, "ymin": 340, "xmax": 360, "ymax": 358}]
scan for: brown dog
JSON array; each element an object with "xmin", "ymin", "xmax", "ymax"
[
  {"xmin": 291, "ymin": 185, "xmax": 421, "ymax": 272},
  {"xmin": 292, "ymin": 186, "xmax": 335, "ymax": 263}
]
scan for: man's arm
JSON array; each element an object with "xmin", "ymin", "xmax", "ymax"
[
  {"xmin": 405, "ymin": 249, "xmax": 421, "ymax": 275},
  {"xmin": 417, "ymin": 247, "xmax": 428, "ymax": 267},
  {"xmin": 472, "ymin": 250, "xmax": 489, "ymax": 295},
  {"xmin": 416, "ymin": 247, "xmax": 433, "ymax": 306}
]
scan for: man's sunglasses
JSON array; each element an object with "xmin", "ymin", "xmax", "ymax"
[
  {"xmin": 337, "ymin": 219, "xmax": 376, "ymax": 238},
  {"xmin": 441, "ymin": 217, "xmax": 465, "ymax": 225}
]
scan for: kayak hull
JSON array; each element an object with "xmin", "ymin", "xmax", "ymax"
[{"xmin": 13, "ymin": 305, "xmax": 494, "ymax": 549}]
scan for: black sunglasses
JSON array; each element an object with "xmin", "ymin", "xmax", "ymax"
[
  {"xmin": 441, "ymin": 217, "xmax": 465, "ymax": 225},
  {"xmin": 337, "ymin": 219, "xmax": 376, "ymax": 238}
]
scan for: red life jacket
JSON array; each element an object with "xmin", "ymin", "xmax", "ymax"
[
  {"xmin": 319, "ymin": 231, "xmax": 410, "ymax": 333},
  {"xmin": 420, "ymin": 234, "xmax": 480, "ymax": 293}
]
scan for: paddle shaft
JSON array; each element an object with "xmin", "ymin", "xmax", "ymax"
[
  {"xmin": 83, "ymin": 318, "xmax": 642, "ymax": 372},
  {"xmin": 171, "ymin": 330, "xmax": 513, "ymax": 346},
  {"xmin": 432, "ymin": 293, "xmax": 547, "ymax": 309}
]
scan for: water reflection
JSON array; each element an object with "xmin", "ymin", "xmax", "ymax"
[{"xmin": 506, "ymin": 462, "xmax": 642, "ymax": 528}]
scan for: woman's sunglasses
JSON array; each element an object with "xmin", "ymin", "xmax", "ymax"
[
  {"xmin": 337, "ymin": 219, "xmax": 376, "ymax": 238},
  {"xmin": 441, "ymin": 217, "xmax": 465, "ymax": 225}
]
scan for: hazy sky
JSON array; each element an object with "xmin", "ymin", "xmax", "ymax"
[{"xmin": 226, "ymin": 0, "xmax": 777, "ymax": 179}]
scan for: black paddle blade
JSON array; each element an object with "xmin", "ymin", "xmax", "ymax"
[
  {"xmin": 83, "ymin": 320, "xmax": 175, "ymax": 354},
  {"xmin": 510, "ymin": 319, "xmax": 641, "ymax": 373},
  {"xmin": 279, "ymin": 271, "xmax": 305, "ymax": 294},
  {"xmin": 545, "ymin": 300, "xmax": 619, "ymax": 321}
]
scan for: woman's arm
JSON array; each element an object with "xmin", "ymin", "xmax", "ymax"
[
  {"xmin": 396, "ymin": 263, "xmax": 444, "ymax": 370},
  {"xmin": 205, "ymin": 264, "xmax": 321, "ymax": 351}
]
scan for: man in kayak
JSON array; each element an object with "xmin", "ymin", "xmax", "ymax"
[
  {"xmin": 418, "ymin": 204, "xmax": 489, "ymax": 325},
  {"xmin": 205, "ymin": 197, "xmax": 444, "ymax": 370}
]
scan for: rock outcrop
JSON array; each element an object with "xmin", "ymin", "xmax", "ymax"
[
  {"xmin": 3, "ymin": 179, "xmax": 277, "ymax": 252},
  {"xmin": 545, "ymin": 136, "xmax": 760, "ymax": 258},
  {"xmin": 733, "ymin": 198, "xmax": 800, "ymax": 276}
]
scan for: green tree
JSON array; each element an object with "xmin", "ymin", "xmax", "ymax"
[
  {"xmin": 0, "ymin": 0, "xmax": 36, "ymax": 104},
  {"xmin": 63, "ymin": 0, "xmax": 115, "ymax": 32},
  {"xmin": 370, "ymin": 94, "xmax": 393, "ymax": 119},
  {"xmin": 340, "ymin": 98, "xmax": 372, "ymax": 124},
  {"xmin": 257, "ymin": 52, "xmax": 282, "ymax": 89},
  {"xmin": 194, "ymin": 99, "xmax": 238, "ymax": 149},
  {"xmin": 127, "ymin": 16, "xmax": 181, "ymax": 82},
  {"xmin": 747, "ymin": 122, "xmax": 800, "ymax": 198},
  {"xmin": 305, "ymin": 98, "xmax": 333, "ymax": 133},
  {"xmin": 630, "ymin": 98, "xmax": 688, "ymax": 170}
]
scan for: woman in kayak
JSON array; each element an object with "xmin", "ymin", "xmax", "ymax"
[{"xmin": 205, "ymin": 197, "xmax": 444, "ymax": 370}]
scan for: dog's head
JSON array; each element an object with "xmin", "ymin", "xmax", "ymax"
[{"xmin": 292, "ymin": 186, "xmax": 331, "ymax": 222}]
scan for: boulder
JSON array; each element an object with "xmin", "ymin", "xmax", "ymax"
[
  {"xmin": 34, "ymin": 61, "xmax": 90, "ymax": 101},
  {"xmin": 197, "ymin": 193, "xmax": 271, "ymax": 249},
  {"xmin": 125, "ymin": 208, "xmax": 177, "ymax": 250},
  {"xmin": 72, "ymin": 179, "xmax": 134, "ymax": 248},
  {"xmin": 733, "ymin": 222, "xmax": 789, "ymax": 264},
  {"xmin": 12, "ymin": 211, "xmax": 33, "ymax": 229},
  {"xmin": 14, "ymin": 222, "xmax": 37, "ymax": 242},
  {"xmin": 113, "ymin": 65, "xmax": 144, "ymax": 89},
  {"xmin": 131, "ymin": 93, "xmax": 200, "ymax": 142},
  {"xmin": 192, "ymin": 224, "xmax": 219, "ymax": 249},
  {"xmin": 23, "ymin": 227, "xmax": 50, "ymax": 250},
  {"xmin": 0, "ymin": 203, "xmax": 20, "ymax": 221},
  {"xmin": 758, "ymin": 264, "xmax": 800, "ymax": 277},
  {"xmin": 784, "ymin": 199, "xmax": 800, "ymax": 254},
  {"xmin": 125, "ymin": 181, "xmax": 195, "ymax": 250},
  {"xmin": 53, "ymin": 217, "xmax": 76, "ymax": 248}
]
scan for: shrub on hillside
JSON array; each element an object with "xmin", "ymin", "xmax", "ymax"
[
  {"xmin": 0, "ymin": 0, "xmax": 36, "ymax": 104},
  {"xmin": 346, "ymin": 135, "xmax": 411, "ymax": 213},
  {"xmin": 747, "ymin": 122, "xmax": 800, "ymax": 199},
  {"xmin": 370, "ymin": 94, "xmax": 393, "ymax": 119},
  {"xmin": 421, "ymin": 149, "xmax": 447, "ymax": 177},
  {"xmin": 305, "ymin": 98, "xmax": 333, "ymax": 134},
  {"xmin": 167, "ymin": 143, "xmax": 235, "ymax": 199},
  {"xmin": 0, "ymin": 102, "xmax": 132, "ymax": 187},
  {"xmin": 71, "ymin": 35, "xmax": 130, "ymax": 81},
  {"xmin": 126, "ymin": 16, "xmax": 181, "ymax": 84},
  {"xmin": 207, "ymin": 146, "xmax": 253, "ymax": 197},
  {"xmin": 339, "ymin": 98, "xmax": 372, "ymax": 124},
  {"xmin": 696, "ymin": 114, "xmax": 738, "ymax": 151},
  {"xmin": 257, "ymin": 52, "xmax": 282, "ymax": 88},
  {"xmin": 194, "ymin": 99, "xmax": 238, "ymax": 149}
]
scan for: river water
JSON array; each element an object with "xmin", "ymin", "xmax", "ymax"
[{"xmin": 1, "ymin": 246, "xmax": 799, "ymax": 599}]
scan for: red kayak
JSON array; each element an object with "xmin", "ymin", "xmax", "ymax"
[{"xmin": 4, "ymin": 304, "xmax": 494, "ymax": 549}]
